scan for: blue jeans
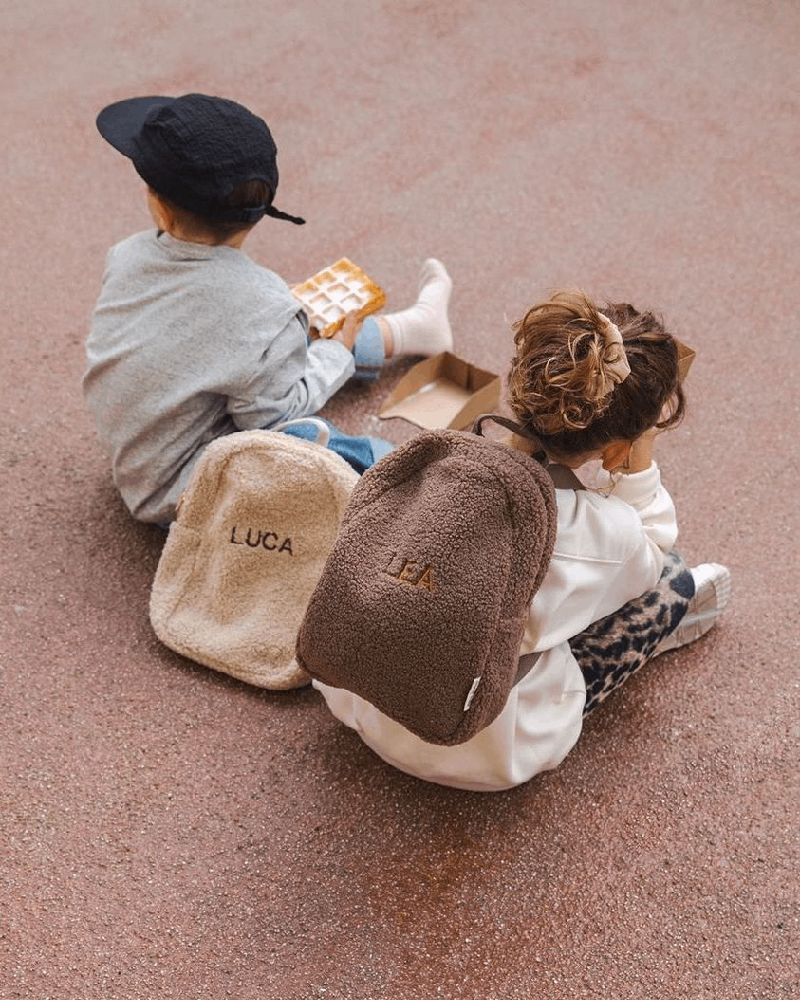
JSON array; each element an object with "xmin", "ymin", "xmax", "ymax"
[
  {"xmin": 283, "ymin": 314, "xmax": 392, "ymax": 473},
  {"xmin": 351, "ymin": 315, "xmax": 385, "ymax": 381},
  {"xmin": 279, "ymin": 417, "xmax": 393, "ymax": 475}
]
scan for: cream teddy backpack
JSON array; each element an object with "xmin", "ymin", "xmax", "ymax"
[{"xmin": 150, "ymin": 420, "xmax": 359, "ymax": 689}]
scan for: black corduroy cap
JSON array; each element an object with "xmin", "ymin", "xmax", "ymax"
[{"xmin": 96, "ymin": 93, "xmax": 305, "ymax": 225}]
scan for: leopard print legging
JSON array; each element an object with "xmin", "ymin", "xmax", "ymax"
[{"xmin": 569, "ymin": 551, "xmax": 695, "ymax": 715}]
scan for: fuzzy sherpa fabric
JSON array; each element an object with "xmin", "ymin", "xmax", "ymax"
[
  {"xmin": 296, "ymin": 430, "xmax": 557, "ymax": 744},
  {"xmin": 150, "ymin": 429, "xmax": 359, "ymax": 689}
]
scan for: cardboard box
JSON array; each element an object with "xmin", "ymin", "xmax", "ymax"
[{"xmin": 379, "ymin": 352, "xmax": 501, "ymax": 431}]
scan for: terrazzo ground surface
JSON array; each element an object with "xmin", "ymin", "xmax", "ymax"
[{"xmin": 2, "ymin": 2, "xmax": 798, "ymax": 998}]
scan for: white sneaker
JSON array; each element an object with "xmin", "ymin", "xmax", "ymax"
[{"xmin": 656, "ymin": 563, "xmax": 731, "ymax": 654}]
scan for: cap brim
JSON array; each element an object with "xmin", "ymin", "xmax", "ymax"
[{"xmin": 96, "ymin": 96, "xmax": 174, "ymax": 156}]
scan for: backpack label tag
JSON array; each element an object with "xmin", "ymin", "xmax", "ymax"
[{"xmin": 463, "ymin": 676, "xmax": 482, "ymax": 712}]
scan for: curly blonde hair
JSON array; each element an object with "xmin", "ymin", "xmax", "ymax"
[{"xmin": 507, "ymin": 290, "xmax": 684, "ymax": 455}]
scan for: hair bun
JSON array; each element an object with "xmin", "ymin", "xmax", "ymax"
[{"xmin": 509, "ymin": 292, "xmax": 624, "ymax": 435}]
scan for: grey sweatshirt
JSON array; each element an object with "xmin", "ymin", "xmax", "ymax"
[{"xmin": 84, "ymin": 230, "xmax": 355, "ymax": 522}]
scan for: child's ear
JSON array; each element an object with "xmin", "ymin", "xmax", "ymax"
[{"xmin": 601, "ymin": 440, "xmax": 633, "ymax": 471}]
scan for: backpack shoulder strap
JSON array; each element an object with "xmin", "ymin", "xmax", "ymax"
[
  {"xmin": 472, "ymin": 414, "xmax": 586, "ymax": 687},
  {"xmin": 472, "ymin": 412, "xmax": 542, "ymax": 448},
  {"xmin": 472, "ymin": 413, "xmax": 585, "ymax": 490}
]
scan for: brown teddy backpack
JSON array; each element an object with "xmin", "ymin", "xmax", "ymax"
[{"xmin": 296, "ymin": 415, "xmax": 559, "ymax": 745}]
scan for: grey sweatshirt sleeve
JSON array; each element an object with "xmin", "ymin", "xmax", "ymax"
[{"xmin": 226, "ymin": 314, "xmax": 356, "ymax": 430}]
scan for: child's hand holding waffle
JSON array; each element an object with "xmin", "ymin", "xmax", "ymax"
[
  {"xmin": 333, "ymin": 311, "xmax": 362, "ymax": 350},
  {"xmin": 292, "ymin": 258, "xmax": 386, "ymax": 340}
]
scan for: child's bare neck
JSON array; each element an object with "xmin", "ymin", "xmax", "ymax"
[{"xmin": 163, "ymin": 224, "xmax": 249, "ymax": 249}]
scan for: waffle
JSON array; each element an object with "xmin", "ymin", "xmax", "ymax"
[{"xmin": 292, "ymin": 258, "xmax": 386, "ymax": 339}]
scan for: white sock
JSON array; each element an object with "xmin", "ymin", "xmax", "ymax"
[
  {"xmin": 383, "ymin": 258, "xmax": 453, "ymax": 358},
  {"xmin": 656, "ymin": 563, "xmax": 731, "ymax": 655}
]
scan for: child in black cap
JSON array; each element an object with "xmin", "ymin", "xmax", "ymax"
[{"xmin": 84, "ymin": 93, "xmax": 453, "ymax": 524}]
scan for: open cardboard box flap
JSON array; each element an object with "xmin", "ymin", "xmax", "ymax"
[
  {"xmin": 676, "ymin": 339, "xmax": 695, "ymax": 382},
  {"xmin": 379, "ymin": 352, "xmax": 501, "ymax": 431}
]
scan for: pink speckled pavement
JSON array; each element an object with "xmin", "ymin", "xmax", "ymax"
[{"xmin": 2, "ymin": 2, "xmax": 798, "ymax": 998}]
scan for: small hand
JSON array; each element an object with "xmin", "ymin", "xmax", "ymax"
[
  {"xmin": 602, "ymin": 426, "xmax": 659, "ymax": 474},
  {"xmin": 331, "ymin": 311, "xmax": 362, "ymax": 352},
  {"xmin": 624, "ymin": 427, "xmax": 659, "ymax": 473}
]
